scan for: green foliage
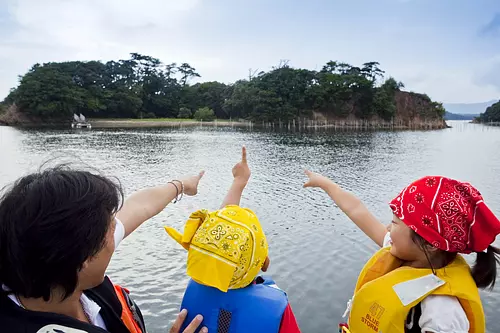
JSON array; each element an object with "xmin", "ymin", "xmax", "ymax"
[
  {"xmin": 432, "ymin": 102, "xmax": 446, "ymax": 118},
  {"xmin": 478, "ymin": 101, "xmax": 500, "ymax": 122},
  {"xmin": 381, "ymin": 77, "xmax": 404, "ymax": 91},
  {"xmin": 3, "ymin": 54, "xmax": 198, "ymax": 120},
  {"xmin": 371, "ymin": 77, "xmax": 402, "ymax": 121},
  {"xmin": 373, "ymin": 89, "xmax": 396, "ymax": 121},
  {"xmin": 194, "ymin": 107, "xmax": 216, "ymax": 121},
  {"xmin": 181, "ymin": 82, "xmax": 231, "ymax": 118},
  {"xmin": 3, "ymin": 55, "xmax": 445, "ymax": 122},
  {"xmin": 178, "ymin": 107, "xmax": 192, "ymax": 118}
]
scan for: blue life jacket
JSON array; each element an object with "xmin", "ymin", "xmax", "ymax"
[{"xmin": 179, "ymin": 276, "xmax": 289, "ymax": 333}]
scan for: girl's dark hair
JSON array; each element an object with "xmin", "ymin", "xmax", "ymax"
[
  {"xmin": 411, "ymin": 231, "xmax": 500, "ymax": 289},
  {"xmin": 472, "ymin": 246, "xmax": 500, "ymax": 289},
  {"xmin": 0, "ymin": 165, "xmax": 123, "ymax": 301}
]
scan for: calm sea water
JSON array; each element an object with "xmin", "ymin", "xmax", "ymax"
[{"xmin": 1, "ymin": 121, "xmax": 500, "ymax": 332}]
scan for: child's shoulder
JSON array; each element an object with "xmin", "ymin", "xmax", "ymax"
[{"xmin": 419, "ymin": 295, "xmax": 469, "ymax": 332}]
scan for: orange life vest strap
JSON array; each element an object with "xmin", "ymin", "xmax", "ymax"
[{"xmin": 114, "ymin": 285, "xmax": 143, "ymax": 333}]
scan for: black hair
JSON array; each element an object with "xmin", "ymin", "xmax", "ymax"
[
  {"xmin": 411, "ymin": 231, "xmax": 500, "ymax": 289},
  {"xmin": 0, "ymin": 165, "xmax": 123, "ymax": 301},
  {"xmin": 472, "ymin": 246, "xmax": 500, "ymax": 289}
]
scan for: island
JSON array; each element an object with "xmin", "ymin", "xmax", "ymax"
[
  {"xmin": 0, "ymin": 53, "xmax": 447, "ymax": 129},
  {"xmin": 474, "ymin": 101, "xmax": 500, "ymax": 124}
]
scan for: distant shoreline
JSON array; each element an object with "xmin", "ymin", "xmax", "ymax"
[{"xmin": 0, "ymin": 117, "xmax": 449, "ymax": 130}]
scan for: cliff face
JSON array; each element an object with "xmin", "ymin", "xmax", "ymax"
[
  {"xmin": 394, "ymin": 91, "xmax": 445, "ymax": 126},
  {"xmin": 0, "ymin": 105, "xmax": 21, "ymax": 125},
  {"xmin": 0, "ymin": 104, "xmax": 53, "ymax": 126},
  {"xmin": 311, "ymin": 91, "xmax": 447, "ymax": 129},
  {"xmin": 394, "ymin": 91, "xmax": 447, "ymax": 128},
  {"xmin": 347, "ymin": 90, "xmax": 448, "ymax": 129}
]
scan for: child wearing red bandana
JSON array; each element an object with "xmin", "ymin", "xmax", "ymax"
[{"xmin": 304, "ymin": 171, "xmax": 500, "ymax": 333}]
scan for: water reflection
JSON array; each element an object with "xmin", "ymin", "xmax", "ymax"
[{"xmin": 1, "ymin": 121, "xmax": 500, "ymax": 332}]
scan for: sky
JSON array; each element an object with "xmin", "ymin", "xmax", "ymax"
[{"xmin": 0, "ymin": 0, "xmax": 499, "ymax": 104}]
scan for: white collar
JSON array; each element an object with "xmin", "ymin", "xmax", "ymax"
[{"xmin": 2, "ymin": 284, "xmax": 102, "ymax": 326}]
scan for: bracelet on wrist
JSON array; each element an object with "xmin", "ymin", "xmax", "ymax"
[
  {"xmin": 170, "ymin": 180, "xmax": 184, "ymax": 203},
  {"xmin": 168, "ymin": 181, "xmax": 183, "ymax": 203}
]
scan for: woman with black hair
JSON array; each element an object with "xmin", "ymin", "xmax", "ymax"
[{"xmin": 0, "ymin": 165, "xmax": 207, "ymax": 333}]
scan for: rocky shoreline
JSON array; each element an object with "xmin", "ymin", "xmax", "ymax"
[
  {"xmin": 0, "ymin": 118, "xmax": 448, "ymax": 130},
  {"xmin": 0, "ymin": 104, "xmax": 448, "ymax": 130}
]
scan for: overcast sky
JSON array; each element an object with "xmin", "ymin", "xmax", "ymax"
[{"xmin": 1, "ymin": 0, "xmax": 499, "ymax": 103}]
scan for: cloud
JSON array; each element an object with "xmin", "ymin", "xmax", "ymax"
[
  {"xmin": 479, "ymin": 13, "xmax": 500, "ymax": 37},
  {"xmin": 394, "ymin": 64, "xmax": 500, "ymax": 104},
  {"xmin": 1, "ymin": 0, "xmax": 499, "ymax": 104},
  {"xmin": 0, "ymin": 0, "xmax": 209, "ymax": 97},
  {"xmin": 473, "ymin": 56, "xmax": 500, "ymax": 91},
  {"xmin": 5, "ymin": 0, "xmax": 202, "ymax": 54}
]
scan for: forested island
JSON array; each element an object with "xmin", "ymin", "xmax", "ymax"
[
  {"xmin": 0, "ymin": 53, "xmax": 447, "ymax": 128},
  {"xmin": 475, "ymin": 101, "xmax": 500, "ymax": 123}
]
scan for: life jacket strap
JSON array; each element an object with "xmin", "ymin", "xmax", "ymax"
[
  {"xmin": 338, "ymin": 322, "xmax": 351, "ymax": 333},
  {"xmin": 113, "ymin": 285, "xmax": 145, "ymax": 333}
]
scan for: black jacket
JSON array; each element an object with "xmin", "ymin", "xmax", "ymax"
[{"xmin": 0, "ymin": 276, "xmax": 146, "ymax": 333}]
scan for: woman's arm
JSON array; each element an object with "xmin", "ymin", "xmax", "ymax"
[
  {"xmin": 304, "ymin": 170, "xmax": 387, "ymax": 247},
  {"xmin": 117, "ymin": 172, "xmax": 204, "ymax": 238},
  {"xmin": 220, "ymin": 147, "xmax": 251, "ymax": 209}
]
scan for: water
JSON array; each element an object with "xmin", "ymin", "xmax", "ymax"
[{"xmin": 1, "ymin": 121, "xmax": 500, "ymax": 332}]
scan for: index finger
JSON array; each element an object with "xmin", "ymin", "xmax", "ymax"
[{"xmin": 241, "ymin": 146, "xmax": 247, "ymax": 163}]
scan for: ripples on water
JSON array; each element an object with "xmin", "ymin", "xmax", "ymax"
[{"xmin": 1, "ymin": 120, "xmax": 500, "ymax": 332}]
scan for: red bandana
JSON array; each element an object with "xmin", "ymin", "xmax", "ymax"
[{"xmin": 389, "ymin": 176, "xmax": 500, "ymax": 253}]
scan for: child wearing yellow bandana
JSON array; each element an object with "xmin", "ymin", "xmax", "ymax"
[
  {"xmin": 165, "ymin": 147, "xmax": 300, "ymax": 333},
  {"xmin": 165, "ymin": 206, "xmax": 270, "ymax": 293}
]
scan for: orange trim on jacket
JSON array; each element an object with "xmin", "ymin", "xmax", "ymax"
[{"xmin": 114, "ymin": 285, "xmax": 144, "ymax": 333}]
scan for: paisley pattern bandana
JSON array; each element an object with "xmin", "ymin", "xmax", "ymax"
[
  {"xmin": 165, "ymin": 205, "xmax": 268, "ymax": 292},
  {"xmin": 390, "ymin": 176, "xmax": 500, "ymax": 253}
]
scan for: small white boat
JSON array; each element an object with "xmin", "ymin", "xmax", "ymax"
[{"xmin": 71, "ymin": 114, "xmax": 92, "ymax": 129}]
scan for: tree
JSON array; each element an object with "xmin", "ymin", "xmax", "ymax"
[
  {"xmin": 370, "ymin": 77, "xmax": 402, "ymax": 120},
  {"xmin": 223, "ymin": 80, "xmax": 260, "ymax": 120},
  {"xmin": 105, "ymin": 89, "xmax": 143, "ymax": 118},
  {"xmin": 181, "ymin": 82, "xmax": 230, "ymax": 118},
  {"xmin": 432, "ymin": 102, "xmax": 446, "ymax": 118},
  {"xmin": 373, "ymin": 88, "xmax": 396, "ymax": 121},
  {"xmin": 14, "ymin": 63, "xmax": 87, "ymax": 118},
  {"xmin": 177, "ymin": 63, "xmax": 200, "ymax": 86},
  {"xmin": 361, "ymin": 62, "xmax": 385, "ymax": 83},
  {"xmin": 3, "ymin": 55, "xmax": 446, "ymax": 124},
  {"xmin": 194, "ymin": 107, "xmax": 215, "ymax": 121},
  {"xmin": 381, "ymin": 77, "xmax": 404, "ymax": 91},
  {"xmin": 479, "ymin": 101, "xmax": 500, "ymax": 122},
  {"xmin": 3, "ymin": 88, "xmax": 17, "ymax": 105},
  {"xmin": 178, "ymin": 107, "xmax": 192, "ymax": 118}
]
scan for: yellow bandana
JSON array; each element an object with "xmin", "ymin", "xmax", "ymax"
[{"xmin": 164, "ymin": 205, "xmax": 268, "ymax": 292}]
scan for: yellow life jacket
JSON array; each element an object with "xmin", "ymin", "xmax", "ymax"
[{"xmin": 345, "ymin": 247, "xmax": 485, "ymax": 333}]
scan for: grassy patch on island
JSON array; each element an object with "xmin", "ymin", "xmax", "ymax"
[{"xmin": 92, "ymin": 118, "xmax": 196, "ymax": 122}]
